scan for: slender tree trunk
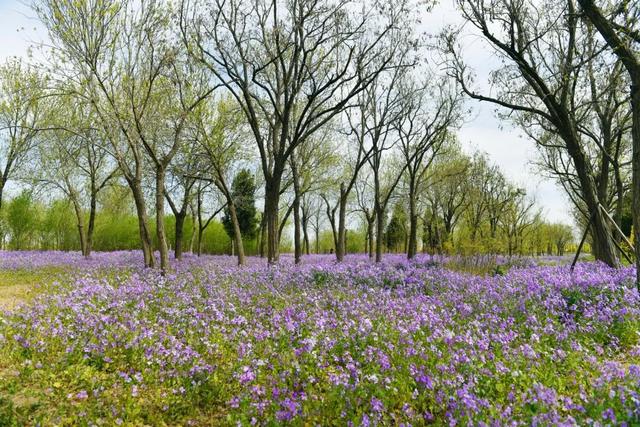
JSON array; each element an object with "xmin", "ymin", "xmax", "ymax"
[
  {"xmin": 368, "ymin": 217, "xmax": 375, "ymax": 259},
  {"xmin": 375, "ymin": 206, "xmax": 384, "ymax": 263},
  {"xmin": 228, "ymin": 202, "xmax": 246, "ymax": 266},
  {"xmin": 131, "ymin": 183, "xmax": 154, "ymax": 268},
  {"xmin": 293, "ymin": 195, "xmax": 302, "ymax": 264},
  {"xmin": 197, "ymin": 228, "xmax": 204, "ymax": 256},
  {"xmin": 632, "ymin": 82, "xmax": 640, "ymax": 288},
  {"xmin": 407, "ymin": 179, "xmax": 418, "ymax": 260},
  {"xmin": 259, "ymin": 213, "xmax": 266, "ymax": 258},
  {"xmin": 188, "ymin": 211, "xmax": 196, "ymax": 254},
  {"xmin": 0, "ymin": 181, "xmax": 5, "ymax": 212},
  {"xmin": 70, "ymin": 195, "xmax": 87, "ymax": 257},
  {"xmin": 86, "ymin": 192, "xmax": 97, "ymax": 257},
  {"xmin": 156, "ymin": 168, "xmax": 169, "ymax": 274},
  {"xmin": 302, "ymin": 212, "xmax": 310, "ymax": 256},
  {"xmin": 291, "ymin": 158, "xmax": 302, "ymax": 264},
  {"xmin": 336, "ymin": 184, "xmax": 348, "ymax": 262}
]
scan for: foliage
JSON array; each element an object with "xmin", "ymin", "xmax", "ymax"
[{"xmin": 222, "ymin": 169, "xmax": 258, "ymax": 240}]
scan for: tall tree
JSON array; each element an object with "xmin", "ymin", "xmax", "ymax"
[
  {"xmin": 395, "ymin": 75, "xmax": 463, "ymax": 259},
  {"xmin": 32, "ymin": 96, "xmax": 117, "ymax": 257},
  {"xmin": 35, "ymin": 0, "xmax": 214, "ymax": 272},
  {"xmin": 444, "ymin": 0, "xmax": 620, "ymax": 267},
  {"xmin": 576, "ymin": 0, "xmax": 640, "ymax": 286},
  {"xmin": 182, "ymin": 0, "xmax": 414, "ymax": 263},
  {"xmin": 195, "ymin": 99, "xmax": 250, "ymax": 265},
  {"xmin": 222, "ymin": 169, "xmax": 259, "ymax": 252},
  {"xmin": 0, "ymin": 59, "xmax": 48, "ymax": 211}
]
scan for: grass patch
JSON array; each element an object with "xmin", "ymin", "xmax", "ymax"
[{"xmin": 0, "ymin": 267, "xmax": 67, "ymax": 311}]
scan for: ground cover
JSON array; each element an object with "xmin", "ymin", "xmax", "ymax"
[{"xmin": 0, "ymin": 252, "xmax": 638, "ymax": 425}]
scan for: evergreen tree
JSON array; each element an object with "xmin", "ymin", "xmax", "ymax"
[
  {"xmin": 385, "ymin": 202, "xmax": 408, "ymax": 252},
  {"xmin": 222, "ymin": 169, "xmax": 258, "ymax": 241}
]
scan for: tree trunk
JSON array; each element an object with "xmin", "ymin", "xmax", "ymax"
[
  {"xmin": 258, "ymin": 213, "xmax": 266, "ymax": 258},
  {"xmin": 86, "ymin": 192, "xmax": 97, "ymax": 257},
  {"xmin": 302, "ymin": 211, "xmax": 310, "ymax": 256},
  {"xmin": 188, "ymin": 211, "xmax": 196, "ymax": 254},
  {"xmin": 293, "ymin": 195, "xmax": 302, "ymax": 264},
  {"xmin": 336, "ymin": 184, "xmax": 347, "ymax": 262},
  {"xmin": 70, "ymin": 195, "xmax": 87, "ymax": 257},
  {"xmin": 407, "ymin": 179, "xmax": 418, "ymax": 260},
  {"xmin": 197, "ymin": 227, "xmax": 204, "ymax": 256},
  {"xmin": 264, "ymin": 177, "xmax": 281, "ymax": 264},
  {"xmin": 228, "ymin": 201, "xmax": 246, "ymax": 266},
  {"xmin": 632, "ymin": 81, "xmax": 640, "ymax": 289},
  {"xmin": 155, "ymin": 169, "xmax": 170, "ymax": 274},
  {"xmin": 131, "ymin": 183, "xmax": 154, "ymax": 268},
  {"xmin": 174, "ymin": 211, "xmax": 186, "ymax": 260},
  {"xmin": 0, "ymin": 181, "xmax": 5, "ymax": 212},
  {"xmin": 375, "ymin": 206, "xmax": 384, "ymax": 263},
  {"xmin": 368, "ymin": 217, "xmax": 375, "ymax": 259},
  {"xmin": 567, "ymin": 135, "xmax": 619, "ymax": 267},
  {"xmin": 291, "ymin": 157, "xmax": 302, "ymax": 264}
]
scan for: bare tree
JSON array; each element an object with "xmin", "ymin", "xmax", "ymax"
[
  {"xmin": 443, "ymin": 0, "xmax": 620, "ymax": 266},
  {"xmin": 32, "ymin": 96, "xmax": 117, "ymax": 257},
  {"xmin": 194, "ymin": 99, "xmax": 250, "ymax": 265},
  {"xmin": 576, "ymin": 0, "xmax": 640, "ymax": 286},
  {"xmin": 181, "ymin": 0, "xmax": 414, "ymax": 263},
  {"xmin": 395, "ymin": 75, "xmax": 463, "ymax": 259}
]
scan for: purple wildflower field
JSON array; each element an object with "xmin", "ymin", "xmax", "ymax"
[{"xmin": 1, "ymin": 251, "xmax": 639, "ymax": 425}]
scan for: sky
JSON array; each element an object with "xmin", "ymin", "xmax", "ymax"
[{"xmin": 0, "ymin": 0, "xmax": 574, "ymax": 225}]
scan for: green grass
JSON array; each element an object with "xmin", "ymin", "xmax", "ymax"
[{"xmin": 0, "ymin": 268, "xmax": 66, "ymax": 312}]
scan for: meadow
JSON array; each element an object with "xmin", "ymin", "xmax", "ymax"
[{"xmin": 0, "ymin": 251, "xmax": 639, "ymax": 426}]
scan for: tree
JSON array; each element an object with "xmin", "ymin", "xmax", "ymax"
[
  {"xmin": 182, "ymin": 0, "xmax": 415, "ymax": 264},
  {"xmin": 7, "ymin": 191, "xmax": 38, "ymax": 250},
  {"xmin": 35, "ymin": 0, "xmax": 214, "ymax": 273},
  {"xmin": 444, "ymin": 0, "xmax": 620, "ymax": 267},
  {"xmin": 195, "ymin": 99, "xmax": 250, "ymax": 265},
  {"xmin": 396, "ymin": 74, "xmax": 463, "ymax": 259},
  {"xmin": 576, "ymin": 0, "xmax": 640, "ymax": 286},
  {"xmin": 0, "ymin": 59, "xmax": 48, "ymax": 211},
  {"xmin": 32, "ymin": 95, "xmax": 117, "ymax": 257},
  {"xmin": 385, "ymin": 201, "xmax": 408, "ymax": 252},
  {"xmin": 222, "ymin": 169, "xmax": 259, "ymax": 250},
  {"xmin": 425, "ymin": 151, "xmax": 471, "ymax": 248},
  {"xmin": 549, "ymin": 223, "xmax": 574, "ymax": 256},
  {"xmin": 499, "ymin": 188, "xmax": 539, "ymax": 256}
]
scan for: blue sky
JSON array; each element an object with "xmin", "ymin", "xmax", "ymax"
[{"xmin": 0, "ymin": 0, "xmax": 574, "ymax": 225}]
